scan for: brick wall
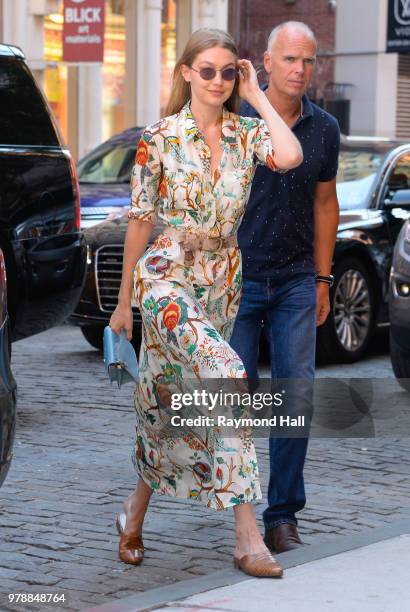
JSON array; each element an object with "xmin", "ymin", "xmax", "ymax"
[{"xmin": 228, "ymin": 0, "xmax": 336, "ymax": 99}]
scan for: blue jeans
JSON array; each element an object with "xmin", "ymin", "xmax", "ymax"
[{"xmin": 230, "ymin": 273, "xmax": 316, "ymax": 529}]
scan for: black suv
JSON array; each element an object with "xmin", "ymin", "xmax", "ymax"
[
  {"xmin": 0, "ymin": 45, "xmax": 86, "ymax": 486},
  {"xmin": 0, "ymin": 44, "xmax": 86, "ymax": 342},
  {"xmin": 0, "ymin": 248, "xmax": 16, "ymax": 487}
]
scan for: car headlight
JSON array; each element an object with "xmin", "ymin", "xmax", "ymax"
[
  {"xmin": 396, "ymin": 281, "xmax": 410, "ymax": 297},
  {"xmin": 405, "ymin": 222, "xmax": 410, "ymax": 243},
  {"xmin": 106, "ymin": 207, "xmax": 129, "ymax": 221},
  {"xmin": 86, "ymin": 244, "xmax": 93, "ymax": 266}
]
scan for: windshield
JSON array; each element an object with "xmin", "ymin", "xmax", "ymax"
[
  {"xmin": 77, "ymin": 143, "xmax": 135, "ymax": 184},
  {"xmin": 336, "ymin": 150, "xmax": 384, "ymax": 209}
]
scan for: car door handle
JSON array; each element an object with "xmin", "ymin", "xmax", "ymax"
[{"xmin": 27, "ymin": 240, "xmax": 82, "ymax": 262}]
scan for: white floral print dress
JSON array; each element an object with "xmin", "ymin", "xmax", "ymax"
[{"xmin": 129, "ymin": 102, "xmax": 283, "ymax": 510}]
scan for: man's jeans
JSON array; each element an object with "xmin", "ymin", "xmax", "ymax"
[{"xmin": 230, "ymin": 273, "xmax": 316, "ymax": 529}]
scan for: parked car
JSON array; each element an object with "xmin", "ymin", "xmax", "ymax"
[
  {"xmin": 77, "ymin": 127, "xmax": 142, "ymax": 229},
  {"xmin": 69, "ymin": 216, "xmax": 163, "ymax": 350},
  {"xmin": 0, "ymin": 249, "xmax": 17, "ymax": 488},
  {"xmin": 71, "ymin": 131, "xmax": 410, "ymax": 362},
  {"xmin": 389, "ymin": 218, "xmax": 410, "ymax": 391},
  {"xmin": 316, "ymin": 138, "xmax": 410, "ymax": 362},
  {"xmin": 0, "ymin": 44, "xmax": 87, "ymax": 345}
]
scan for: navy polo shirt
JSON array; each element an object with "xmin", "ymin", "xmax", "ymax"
[{"xmin": 239, "ymin": 90, "xmax": 340, "ymax": 279}]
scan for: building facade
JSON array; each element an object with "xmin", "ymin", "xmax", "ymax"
[
  {"xmin": 1, "ymin": 0, "xmax": 409, "ymax": 152},
  {"xmin": 228, "ymin": 0, "xmax": 336, "ymax": 103},
  {"xmin": 335, "ymin": 0, "xmax": 410, "ymax": 138},
  {"xmin": 0, "ymin": 0, "xmax": 228, "ymax": 159},
  {"xmin": 229, "ymin": 0, "xmax": 409, "ymax": 139}
]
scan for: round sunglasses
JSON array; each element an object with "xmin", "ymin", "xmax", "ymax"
[{"xmin": 190, "ymin": 66, "xmax": 238, "ymax": 81}]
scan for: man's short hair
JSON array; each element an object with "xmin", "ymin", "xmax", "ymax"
[{"xmin": 266, "ymin": 21, "xmax": 317, "ymax": 52}]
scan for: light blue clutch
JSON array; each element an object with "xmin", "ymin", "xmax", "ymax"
[{"xmin": 103, "ymin": 326, "xmax": 139, "ymax": 388}]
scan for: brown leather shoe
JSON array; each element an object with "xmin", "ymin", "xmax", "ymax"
[
  {"xmin": 264, "ymin": 523, "xmax": 304, "ymax": 553},
  {"xmin": 116, "ymin": 512, "xmax": 145, "ymax": 565},
  {"xmin": 234, "ymin": 551, "xmax": 283, "ymax": 578}
]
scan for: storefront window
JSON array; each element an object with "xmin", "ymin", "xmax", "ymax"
[
  {"xmin": 43, "ymin": 1, "xmax": 173, "ymax": 147},
  {"xmin": 102, "ymin": 0, "xmax": 126, "ymax": 141},
  {"xmin": 161, "ymin": 0, "xmax": 177, "ymax": 116},
  {"xmin": 44, "ymin": 1, "xmax": 125, "ymax": 146},
  {"xmin": 44, "ymin": 8, "xmax": 68, "ymax": 143}
]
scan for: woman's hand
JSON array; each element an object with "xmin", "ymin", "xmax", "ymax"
[
  {"xmin": 237, "ymin": 59, "xmax": 260, "ymax": 105},
  {"xmin": 109, "ymin": 302, "xmax": 133, "ymax": 340}
]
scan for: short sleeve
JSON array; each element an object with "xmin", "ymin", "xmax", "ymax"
[
  {"xmin": 128, "ymin": 128, "xmax": 162, "ymax": 224},
  {"xmin": 250, "ymin": 117, "xmax": 287, "ymax": 173},
  {"xmin": 318, "ymin": 117, "xmax": 340, "ymax": 182}
]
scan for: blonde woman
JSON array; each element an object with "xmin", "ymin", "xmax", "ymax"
[{"xmin": 109, "ymin": 28, "xmax": 303, "ymax": 578}]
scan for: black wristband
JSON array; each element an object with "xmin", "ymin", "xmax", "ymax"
[{"xmin": 315, "ymin": 274, "xmax": 334, "ymax": 288}]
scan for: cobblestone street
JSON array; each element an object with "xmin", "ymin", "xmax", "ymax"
[{"xmin": 1, "ymin": 325, "xmax": 410, "ymax": 611}]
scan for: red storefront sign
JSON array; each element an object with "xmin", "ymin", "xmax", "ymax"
[{"xmin": 62, "ymin": 0, "xmax": 105, "ymax": 63}]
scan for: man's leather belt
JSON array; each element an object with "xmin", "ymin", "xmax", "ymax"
[{"xmin": 162, "ymin": 226, "xmax": 238, "ymax": 252}]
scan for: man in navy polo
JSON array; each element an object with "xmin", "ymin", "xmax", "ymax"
[{"xmin": 230, "ymin": 21, "xmax": 340, "ymax": 553}]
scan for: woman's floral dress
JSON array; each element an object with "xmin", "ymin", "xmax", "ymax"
[{"xmin": 129, "ymin": 102, "xmax": 283, "ymax": 510}]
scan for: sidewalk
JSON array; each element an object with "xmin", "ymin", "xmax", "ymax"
[{"xmin": 86, "ymin": 519, "xmax": 410, "ymax": 612}]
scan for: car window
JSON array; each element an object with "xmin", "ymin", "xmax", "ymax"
[
  {"xmin": 77, "ymin": 144, "xmax": 135, "ymax": 183},
  {"xmin": 386, "ymin": 152, "xmax": 410, "ymax": 196},
  {"xmin": 336, "ymin": 150, "xmax": 384, "ymax": 210},
  {"xmin": 0, "ymin": 57, "xmax": 59, "ymax": 146}
]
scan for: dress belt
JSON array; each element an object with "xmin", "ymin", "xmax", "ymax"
[{"xmin": 162, "ymin": 226, "xmax": 238, "ymax": 252}]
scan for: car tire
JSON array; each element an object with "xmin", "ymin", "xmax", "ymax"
[
  {"xmin": 317, "ymin": 257, "xmax": 375, "ymax": 364},
  {"xmin": 390, "ymin": 332, "xmax": 410, "ymax": 393},
  {"xmin": 81, "ymin": 324, "xmax": 142, "ymax": 353},
  {"xmin": 81, "ymin": 325, "xmax": 104, "ymax": 350}
]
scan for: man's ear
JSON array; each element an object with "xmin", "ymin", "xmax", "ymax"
[
  {"xmin": 263, "ymin": 51, "xmax": 271, "ymax": 75},
  {"xmin": 180, "ymin": 64, "xmax": 191, "ymax": 83}
]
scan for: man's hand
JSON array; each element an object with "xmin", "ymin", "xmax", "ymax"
[
  {"xmin": 316, "ymin": 282, "xmax": 331, "ymax": 326},
  {"xmin": 314, "ymin": 178, "xmax": 339, "ymax": 327}
]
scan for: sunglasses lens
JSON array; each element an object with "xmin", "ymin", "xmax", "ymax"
[
  {"xmin": 221, "ymin": 68, "xmax": 237, "ymax": 81},
  {"xmin": 199, "ymin": 68, "xmax": 216, "ymax": 80}
]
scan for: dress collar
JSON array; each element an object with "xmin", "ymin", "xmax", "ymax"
[{"xmin": 180, "ymin": 101, "xmax": 237, "ymax": 143}]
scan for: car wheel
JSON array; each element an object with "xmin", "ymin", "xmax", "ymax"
[
  {"xmin": 130, "ymin": 327, "xmax": 142, "ymax": 354},
  {"xmin": 81, "ymin": 325, "xmax": 104, "ymax": 350},
  {"xmin": 317, "ymin": 257, "xmax": 375, "ymax": 364},
  {"xmin": 390, "ymin": 332, "xmax": 410, "ymax": 393}
]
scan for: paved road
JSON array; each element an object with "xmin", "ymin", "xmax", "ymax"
[{"xmin": 1, "ymin": 325, "xmax": 409, "ymax": 611}]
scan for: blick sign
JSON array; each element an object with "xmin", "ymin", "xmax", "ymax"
[{"xmin": 62, "ymin": 0, "xmax": 105, "ymax": 63}]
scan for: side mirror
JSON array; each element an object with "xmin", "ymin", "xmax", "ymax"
[{"xmin": 384, "ymin": 189, "xmax": 410, "ymax": 209}]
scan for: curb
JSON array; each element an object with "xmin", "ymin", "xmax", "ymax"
[{"xmin": 83, "ymin": 517, "xmax": 410, "ymax": 612}]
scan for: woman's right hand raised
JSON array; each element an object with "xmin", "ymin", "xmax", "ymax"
[{"xmin": 109, "ymin": 302, "xmax": 133, "ymax": 340}]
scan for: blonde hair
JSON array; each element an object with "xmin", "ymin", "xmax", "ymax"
[{"xmin": 165, "ymin": 28, "xmax": 240, "ymax": 117}]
